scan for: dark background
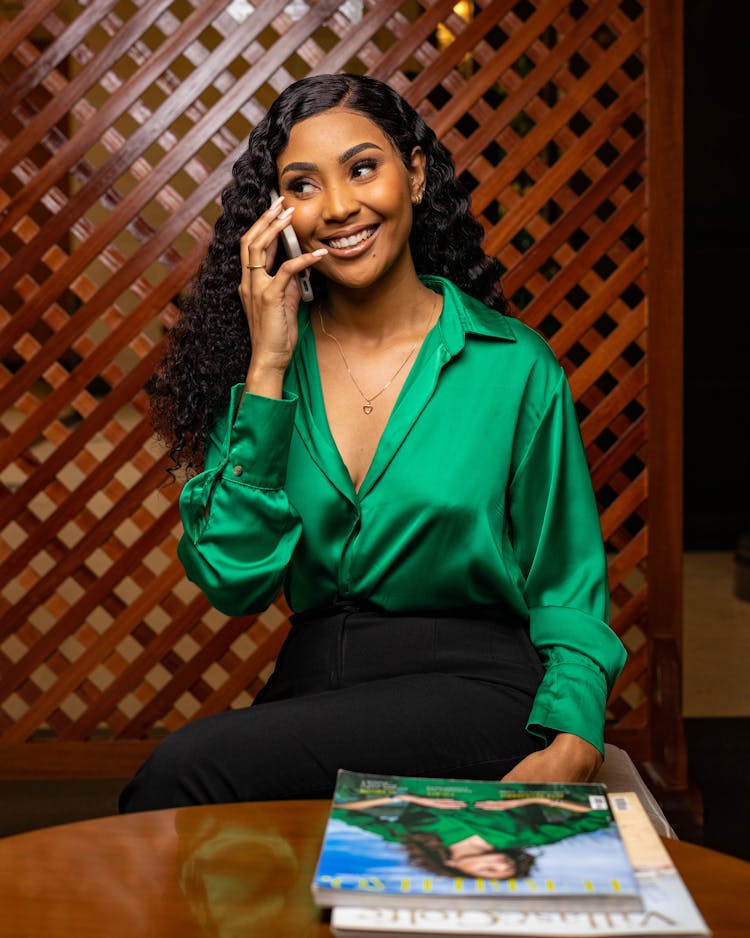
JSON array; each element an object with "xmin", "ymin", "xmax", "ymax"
[
  {"xmin": 684, "ymin": 0, "xmax": 750, "ymax": 549},
  {"xmin": 681, "ymin": 1, "xmax": 750, "ymax": 864}
]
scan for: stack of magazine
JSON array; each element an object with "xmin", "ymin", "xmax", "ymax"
[{"xmin": 311, "ymin": 769, "xmax": 710, "ymax": 937}]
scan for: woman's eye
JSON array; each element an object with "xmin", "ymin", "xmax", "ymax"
[
  {"xmin": 288, "ymin": 179, "xmax": 315, "ymax": 195},
  {"xmin": 352, "ymin": 159, "xmax": 378, "ymax": 179}
]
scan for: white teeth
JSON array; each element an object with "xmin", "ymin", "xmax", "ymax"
[{"xmin": 328, "ymin": 227, "xmax": 375, "ymax": 249}]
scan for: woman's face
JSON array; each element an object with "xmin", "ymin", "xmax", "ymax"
[
  {"xmin": 449, "ymin": 851, "xmax": 517, "ymax": 879},
  {"xmin": 274, "ymin": 108, "xmax": 425, "ymax": 292}
]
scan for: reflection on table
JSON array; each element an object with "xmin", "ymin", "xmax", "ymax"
[{"xmin": 0, "ymin": 799, "xmax": 748, "ymax": 937}]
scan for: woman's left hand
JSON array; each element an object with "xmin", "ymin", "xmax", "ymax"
[{"xmin": 500, "ymin": 733, "xmax": 602, "ymax": 783}]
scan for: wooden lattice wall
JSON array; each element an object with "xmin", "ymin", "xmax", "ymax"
[{"xmin": 0, "ymin": 0, "xmax": 683, "ymax": 783}]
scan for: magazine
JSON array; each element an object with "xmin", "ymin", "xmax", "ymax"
[
  {"xmin": 312, "ymin": 770, "xmax": 642, "ymax": 913},
  {"xmin": 330, "ymin": 791, "xmax": 711, "ymax": 936}
]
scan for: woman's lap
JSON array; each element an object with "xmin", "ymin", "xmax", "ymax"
[{"xmin": 118, "ymin": 672, "xmax": 543, "ymax": 812}]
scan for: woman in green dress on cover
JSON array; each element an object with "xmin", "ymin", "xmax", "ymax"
[{"xmin": 333, "ymin": 788, "xmax": 608, "ymax": 880}]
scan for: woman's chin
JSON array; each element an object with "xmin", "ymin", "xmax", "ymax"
[{"xmin": 320, "ymin": 253, "xmax": 411, "ymax": 294}]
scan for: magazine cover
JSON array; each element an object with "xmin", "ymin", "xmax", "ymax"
[
  {"xmin": 329, "ymin": 791, "xmax": 711, "ymax": 936},
  {"xmin": 312, "ymin": 770, "xmax": 642, "ymax": 912}
]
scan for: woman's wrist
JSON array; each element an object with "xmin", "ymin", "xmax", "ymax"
[
  {"xmin": 244, "ymin": 360, "xmax": 287, "ymax": 399},
  {"xmin": 549, "ymin": 732, "xmax": 602, "ymax": 779}
]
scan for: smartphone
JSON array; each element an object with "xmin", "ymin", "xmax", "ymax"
[{"xmin": 270, "ymin": 188, "xmax": 314, "ymax": 301}]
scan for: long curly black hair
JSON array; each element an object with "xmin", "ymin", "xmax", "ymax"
[
  {"xmin": 150, "ymin": 73, "xmax": 509, "ymax": 476},
  {"xmin": 402, "ymin": 831, "xmax": 536, "ymax": 879}
]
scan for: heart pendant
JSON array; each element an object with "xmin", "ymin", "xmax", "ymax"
[{"xmin": 362, "ymin": 403, "xmax": 374, "ymax": 415}]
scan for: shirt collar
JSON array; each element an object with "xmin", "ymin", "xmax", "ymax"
[
  {"xmin": 420, "ymin": 275, "xmax": 516, "ymax": 356},
  {"xmin": 298, "ymin": 275, "xmax": 516, "ymax": 355}
]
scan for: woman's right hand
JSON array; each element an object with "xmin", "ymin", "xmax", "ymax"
[{"xmin": 238, "ymin": 194, "xmax": 327, "ymax": 394}]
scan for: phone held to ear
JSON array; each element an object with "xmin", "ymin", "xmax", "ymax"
[{"xmin": 270, "ymin": 188, "xmax": 314, "ymax": 302}]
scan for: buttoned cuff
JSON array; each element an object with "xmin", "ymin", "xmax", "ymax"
[
  {"xmin": 528, "ymin": 605, "xmax": 626, "ymax": 695},
  {"xmin": 224, "ymin": 386, "xmax": 298, "ymax": 489},
  {"xmin": 526, "ymin": 660, "xmax": 609, "ymax": 756},
  {"xmin": 525, "ymin": 605, "xmax": 627, "ymax": 757}
]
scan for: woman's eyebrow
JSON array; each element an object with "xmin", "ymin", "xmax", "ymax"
[
  {"xmin": 339, "ymin": 141, "xmax": 383, "ymax": 163},
  {"xmin": 279, "ymin": 141, "xmax": 383, "ymax": 177},
  {"xmin": 279, "ymin": 161, "xmax": 317, "ymax": 176}
]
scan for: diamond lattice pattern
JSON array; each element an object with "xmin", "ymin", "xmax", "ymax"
[{"xmin": 0, "ymin": 0, "xmax": 647, "ymax": 746}]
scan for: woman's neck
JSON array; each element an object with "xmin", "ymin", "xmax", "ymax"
[
  {"xmin": 447, "ymin": 835, "xmax": 492, "ymax": 859},
  {"xmin": 321, "ymin": 265, "xmax": 438, "ymax": 346}
]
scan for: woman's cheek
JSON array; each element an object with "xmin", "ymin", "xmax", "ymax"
[{"xmin": 293, "ymin": 211, "xmax": 317, "ymax": 250}]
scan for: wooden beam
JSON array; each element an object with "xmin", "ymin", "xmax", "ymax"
[{"xmin": 645, "ymin": 0, "xmax": 686, "ymax": 790}]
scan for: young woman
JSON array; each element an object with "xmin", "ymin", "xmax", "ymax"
[
  {"xmin": 119, "ymin": 74, "xmax": 626, "ymax": 812},
  {"xmin": 332, "ymin": 790, "xmax": 607, "ymax": 880}
]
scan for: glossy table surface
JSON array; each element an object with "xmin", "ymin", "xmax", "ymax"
[{"xmin": 0, "ymin": 800, "xmax": 748, "ymax": 937}]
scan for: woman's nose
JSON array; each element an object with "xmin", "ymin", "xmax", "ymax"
[{"xmin": 322, "ymin": 183, "xmax": 359, "ymax": 221}]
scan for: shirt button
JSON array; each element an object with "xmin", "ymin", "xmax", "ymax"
[{"xmin": 233, "ymin": 465, "xmax": 243, "ymax": 477}]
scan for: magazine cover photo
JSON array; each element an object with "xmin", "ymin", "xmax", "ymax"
[{"xmin": 313, "ymin": 771, "xmax": 641, "ymax": 910}]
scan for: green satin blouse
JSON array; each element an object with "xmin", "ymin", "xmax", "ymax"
[
  {"xmin": 332, "ymin": 801, "xmax": 609, "ymax": 852},
  {"xmin": 177, "ymin": 275, "xmax": 626, "ymax": 754}
]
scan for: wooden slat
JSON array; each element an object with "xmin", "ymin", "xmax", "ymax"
[
  {"xmin": 0, "ymin": 0, "xmax": 175, "ymax": 178},
  {"xmin": 0, "ymin": 193, "xmax": 221, "ymax": 451},
  {"xmin": 0, "ymin": 0, "xmax": 230, "ymax": 237},
  {"xmin": 191, "ymin": 625, "xmax": 291, "ymax": 722},
  {"xmin": 568, "ymin": 302, "xmax": 647, "ymax": 401},
  {"xmin": 4, "ymin": 557, "xmax": 185, "ymax": 743},
  {"xmin": 644, "ymin": 0, "xmax": 685, "ymax": 789},
  {"xmin": 581, "ymin": 360, "xmax": 647, "ymax": 447},
  {"xmin": 484, "ymin": 77, "xmax": 645, "ymax": 255},
  {"xmin": 0, "ymin": 0, "xmax": 59, "ymax": 64},
  {"xmin": 0, "ymin": 0, "xmax": 288, "ymax": 194},
  {"xmin": 0, "ymin": 0, "xmax": 121, "ymax": 119},
  {"xmin": 309, "ymin": 0, "xmax": 406, "ymax": 76},
  {"xmin": 611, "ymin": 586, "xmax": 648, "ymax": 636},
  {"xmin": 0, "ymin": 502, "xmax": 179, "ymax": 705},
  {"xmin": 502, "ymin": 136, "xmax": 645, "ymax": 297},
  {"xmin": 610, "ymin": 642, "xmax": 648, "ymax": 704},
  {"xmin": 0, "ymin": 419, "xmax": 155, "ymax": 592},
  {"xmin": 0, "ymin": 742, "xmax": 158, "ymax": 779},
  {"xmin": 590, "ymin": 415, "xmax": 646, "ymax": 490},
  {"xmin": 453, "ymin": 0, "xmax": 622, "ymax": 173},
  {"xmin": 0, "ymin": 0, "xmax": 347, "ymax": 359},
  {"xmin": 370, "ymin": 0, "xmax": 458, "ymax": 80},
  {"xmin": 521, "ymin": 189, "xmax": 645, "ymax": 338},
  {"xmin": 118, "ymin": 614, "xmax": 255, "ymax": 739},
  {"xmin": 415, "ymin": 0, "xmax": 567, "ymax": 134},
  {"xmin": 0, "ymin": 338, "xmax": 170, "ymax": 531},
  {"xmin": 473, "ymin": 23, "xmax": 644, "ymax": 215},
  {"xmin": 608, "ymin": 528, "xmax": 648, "ymax": 593},
  {"xmin": 0, "ymin": 458, "xmax": 170, "ymax": 643},
  {"xmin": 63, "ymin": 592, "xmax": 212, "ymax": 739},
  {"xmin": 600, "ymin": 472, "xmax": 648, "ymax": 542},
  {"xmin": 549, "ymin": 240, "xmax": 646, "ymax": 358}
]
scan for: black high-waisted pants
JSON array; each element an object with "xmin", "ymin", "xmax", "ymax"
[{"xmin": 119, "ymin": 600, "xmax": 545, "ymax": 812}]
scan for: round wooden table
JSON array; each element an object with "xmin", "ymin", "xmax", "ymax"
[{"xmin": 0, "ymin": 800, "xmax": 747, "ymax": 937}]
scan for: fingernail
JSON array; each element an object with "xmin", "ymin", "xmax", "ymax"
[
  {"xmin": 279, "ymin": 206, "xmax": 295, "ymax": 218},
  {"xmin": 270, "ymin": 194, "xmax": 285, "ymax": 209},
  {"xmin": 312, "ymin": 248, "xmax": 328, "ymax": 256}
]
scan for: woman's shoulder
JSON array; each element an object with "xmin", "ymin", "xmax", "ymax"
[{"xmin": 442, "ymin": 278, "xmax": 566, "ymax": 388}]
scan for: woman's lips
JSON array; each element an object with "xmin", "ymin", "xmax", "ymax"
[{"xmin": 322, "ymin": 225, "xmax": 379, "ymax": 257}]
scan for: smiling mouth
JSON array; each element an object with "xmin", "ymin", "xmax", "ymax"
[{"xmin": 323, "ymin": 226, "xmax": 379, "ymax": 251}]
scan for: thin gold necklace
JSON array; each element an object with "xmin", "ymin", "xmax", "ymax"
[{"xmin": 317, "ymin": 293, "xmax": 440, "ymax": 415}]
